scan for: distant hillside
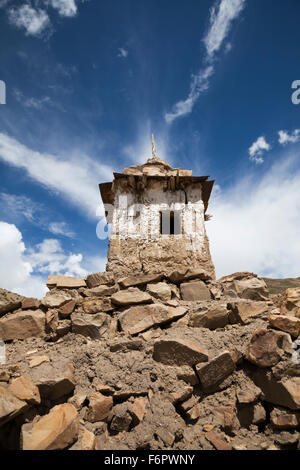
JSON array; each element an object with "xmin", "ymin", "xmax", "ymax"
[{"xmin": 263, "ymin": 277, "xmax": 300, "ymax": 295}]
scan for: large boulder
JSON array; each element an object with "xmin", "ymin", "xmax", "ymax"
[
  {"xmin": 41, "ymin": 293, "xmax": 72, "ymax": 309},
  {"xmin": 268, "ymin": 314, "xmax": 300, "ymax": 338},
  {"xmin": 280, "ymin": 287, "xmax": 300, "ymax": 318},
  {"xmin": 228, "ymin": 301, "xmax": 270, "ymax": 325},
  {"xmin": 253, "ymin": 370, "xmax": 300, "ymax": 410},
  {"xmin": 180, "ymin": 281, "xmax": 211, "ymax": 301},
  {"xmin": 111, "ymin": 288, "xmax": 152, "ymax": 306},
  {"xmin": 219, "ymin": 272, "xmax": 269, "ymax": 301},
  {"xmin": 247, "ymin": 329, "xmax": 293, "ymax": 368},
  {"xmin": 72, "ymin": 312, "xmax": 111, "ymax": 339},
  {"xmin": 189, "ymin": 302, "xmax": 229, "ymax": 330},
  {"xmin": 0, "ymin": 385, "xmax": 28, "ymax": 426},
  {"xmin": 0, "ymin": 310, "xmax": 45, "ymax": 341},
  {"xmin": 166, "ymin": 268, "xmax": 212, "ymax": 284},
  {"xmin": 153, "ymin": 337, "xmax": 208, "ymax": 366},
  {"xmin": 119, "ymin": 304, "xmax": 187, "ymax": 335},
  {"xmin": 0, "ymin": 288, "xmax": 23, "ymax": 316},
  {"xmin": 21, "ymin": 403, "xmax": 79, "ymax": 450}
]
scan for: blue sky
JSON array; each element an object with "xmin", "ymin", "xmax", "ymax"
[{"xmin": 0, "ymin": 0, "xmax": 300, "ymax": 297}]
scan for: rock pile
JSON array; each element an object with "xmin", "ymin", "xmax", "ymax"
[{"xmin": 0, "ymin": 270, "xmax": 299, "ymax": 450}]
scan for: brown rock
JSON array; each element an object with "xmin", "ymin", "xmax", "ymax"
[
  {"xmin": 111, "ymin": 287, "xmax": 152, "ymax": 306},
  {"xmin": 83, "ymin": 284, "xmax": 118, "ymax": 297},
  {"xmin": 219, "ymin": 272, "xmax": 269, "ymax": 301},
  {"xmin": 71, "ymin": 312, "xmax": 111, "ymax": 339},
  {"xmin": 253, "ymin": 370, "xmax": 300, "ymax": 410},
  {"xmin": 28, "ymin": 355, "xmax": 50, "ymax": 368},
  {"xmin": 180, "ymin": 280, "xmax": 211, "ymax": 301},
  {"xmin": 56, "ymin": 320, "xmax": 71, "ymax": 337},
  {"xmin": 118, "ymin": 273, "xmax": 163, "ymax": 288},
  {"xmin": 21, "ymin": 298, "xmax": 40, "ymax": 310},
  {"xmin": 45, "ymin": 309, "xmax": 58, "ymax": 334},
  {"xmin": 280, "ymin": 287, "xmax": 300, "ymax": 318},
  {"xmin": 153, "ymin": 337, "xmax": 208, "ymax": 366},
  {"xmin": 59, "ymin": 300, "xmax": 76, "ymax": 318},
  {"xmin": 31, "ymin": 362, "xmax": 75, "ymax": 400},
  {"xmin": 247, "ymin": 329, "xmax": 293, "ymax": 368},
  {"xmin": 86, "ymin": 272, "xmax": 115, "ymax": 288},
  {"xmin": 132, "ymin": 397, "xmax": 147, "ymax": 424},
  {"xmin": 68, "ymin": 393, "xmax": 87, "ymax": 410},
  {"xmin": 119, "ymin": 304, "xmax": 187, "ymax": 335},
  {"xmin": 229, "ymin": 301, "xmax": 270, "ymax": 324},
  {"xmin": 46, "ymin": 275, "xmax": 86, "ymax": 289},
  {"xmin": 0, "ymin": 385, "xmax": 28, "ymax": 426},
  {"xmin": 80, "ymin": 428, "xmax": 96, "ymax": 450},
  {"xmin": 0, "ymin": 309, "xmax": 45, "ymax": 341},
  {"xmin": 236, "ymin": 379, "xmax": 262, "ymax": 405},
  {"xmin": 41, "ymin": 293, "xmax": 72, "ymax": 309},
  {"xmin": 110, "ymin": 403, "xmax": 132, "ymax": 433},
  {"xmin": 205, "ymin": 431, "xmax": 232, "ymax": 450},
  {"xmin": 21, "ymin": 403, "xmax": 79, "ymax": 450},
  {"xmin": 0, "ymin": 288, "xmax": 23, "ymax": 316},
  {"xmin": 196, "ymin": 351, "xmax": 235, "ymax": 391},
  {"xmin": 270, "ymin": 407, "xmax": 300, "ymax": 429},
  {"xmin": 146, "ymin": 282, "xmax": 172, "ymax": 302},
  {"xmin": 87, "ymin": 393, "xmax": 113, "ymax": 423},
  {"xmin": 9, "ymin": 376, "xmax": 40, "ymax": 405},
  {"xmin": 268, "ymin": 314, "xmax": 300, "ymax": 338},
  {"xmin": 167, "ymin": 268, "xmax": 212, "ymax": 284},
  {"xmin": 155, "ymin": 428, "xmax": 175, "ymax": 447},
  {"xmin": 189, "ymin": 303, "xmax": 229, "ymax": 329},
  {"xmin": 176, "ymin": 365, "xmax": 199, "ymax": 385},
  {"xmin": 82, "ymin": 297, "xmax": 113, "ymax": 314}
]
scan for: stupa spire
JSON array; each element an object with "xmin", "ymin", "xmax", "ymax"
[{"xmin": 151, "ymin": 134, "xmax": 158, "ymax": 160}]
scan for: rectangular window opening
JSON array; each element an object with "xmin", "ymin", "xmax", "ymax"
[{"xmin": 160, "ymin": 210, "xmax": 181, "ymax": 235}]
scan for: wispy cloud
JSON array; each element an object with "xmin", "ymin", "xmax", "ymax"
[
  {"xmin": 208, "ymin": 146, "xmax": 300, "ymax": 278},
  {"xmin": 117, "ymin": 47, "xmax": 129, "ymax": 58},
  {"xmin": 8, "ymin": 5, "xmax": 50, "ymax": 37},
  {"xmin": 278, "ymin": 129, "xmax": 300, "ymax": 146},
  {"xmin": 165, "ymin": 0, "xmax": 246, "ymax": 123},
  {"xmin": 14, "ymin": 89, "xmax": 52, "ymax": 109},
  {"xmin": 48, "ymin": 221, "xmax": 75, "ymax": 238},
  {"xmin": 248, "ymin": 136, "xmax": 271, "ymax": 164},
  {"xmin": 48, "ymin": 0, "xmax": 77, "ymax": 17},
  {"xmin": 0, "ymin": 133, "xmax": 114, "ymax": 219}
]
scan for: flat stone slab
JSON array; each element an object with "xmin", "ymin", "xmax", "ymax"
[
  {"xmin": 180, "ymin": 281, "xmax": 211, "ymax": 302},
  {"xmin": 111, "ymin": 288, "xmax": 152, "ymax": 306},
  {"xmin": 118, "ymin": 273, "xmax": 164, "ymax": 288},
  {"xmin": 153, "ymin": 337, "xmax": 208, "ymax": 366},
  {"xmin": 0, "ymin": 309, "xmax": 45, "ymax": 341},
  {"xmin": 47, "ymin": 275, "xmax": 86, "ymax": 289}
]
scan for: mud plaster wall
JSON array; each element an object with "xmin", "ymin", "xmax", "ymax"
[{"xmin": 106, "ymin": 179, "xmax": 215, "ymax": 278}]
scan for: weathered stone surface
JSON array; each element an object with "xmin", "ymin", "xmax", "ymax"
[
  {"xmin": 168, "ymin": 382, "xmax": 193, "ymax": 404},
  {"xmin": 110, "ymin": 403, "xmax": 132, "ymax": 434},
  {"xmin": 205, "ymin": 431, "xmax": 232, "ymax": 450},
  {"xmin": 83, "ymin": 284, "xmax": 118, "ymax": 297},
  {"xmin": 153, "ymin": 337, "xmax": 208, "ymax": 366},
  {"xmin": 47, "ymin": 275, "xmax": 86, "ymax": 289},
  {"xmin": 86, "ymin": 272, "xmax": 115, "ymax": 288},
  {"xmin": 176, "ymin": 365, "xmax": 199, "ymax": 386},
  {"xmin": 59, "ymin": 299, "xmax": 76, "ymax": 318},
  {"xmin": 236, "ymin": 377, "xmax": 262, "ymax": 404},
  {"xmin": 45, "ymin": 309, "xmax": 58, "ymax": 334},
  {"xmin": 30, "ymin": 362, "xmax": 75, "ymax": 400},
  {"xmin": 196, "ymin": 352, "xmax": 235, "ymax": 391},
  {"xmin": 247, "ymin": 329, "xmax": 293, "ymax": 368},
  {"xmin": 219, "ymin": 272, "xmax": 269, "ymax": 301},
  {"xmin": 280, "ymin": 287, "xmax": 300, "ymax": 318},
  {"xmin": 41, "ymin": 293, "xmax": 71, "ymax": 309},
  {"xmin": 9, "ymin": 376, "xmax": 41, "ymax": 405},
  {"xmin": 238, "ymin": 403, "xmax": 266, "ymax": 428},
  {"xmin": 132, "ymin": 397, "xmax": 148, "ymax": 424},
  {"xmin": 87, "ymin": 393, "xmax": 113, "ymax": 423},
  {"xmin": 72, "ymin": 312, "xmax": 111, "ymax": 339},
  {"xmin": 68, "ymin": 393, "xmax": 87, "ymax": 410},
  {"xmin": 167, "ymin": 268, "xmax": 212, "ymax": 284},
  {"xmin": 0, "ymin": 309, "xmax": 45, "ymax": 341},
  {"xmin": 21, "ymin": 298, "xmax": 40, "ymax": 310},
  {"xmin": 189, "ymin": 303, "xmax": 229, "ymax": 330},
  {"xmin": 253, "ymin": 370, "xmax": 300, "ymax": 410},
  {"xmin": 0, "ymin": 288, "xmax": 23, "ymax": 316},
  {"xmin": 0, "ymin": 385, "xmax": 28, "ymax": 426},
  {"xmin": 28, "ymin": 355, "xmax": 50, "ymax": 368},
  {"xmin": 118, "ymin": 273, "xmax": 163, "ymax": 288},
  {"xmin": 270, "ymin": 407, "xmax": 300, "ymax": 429},
  {"xmin": 146, "ymin": 282, "xmax": 172, "ymax": 302},
  {"xmin": 229, "ymin": 301, "xmax": 270, "ymax": 325},
  {"xmin": 56, "ymin": 320, "xmax": 71, "ymax": 337},
  {"xmin": 111, "ymin": 288, "xmax": 152, "ymax": 306},
  {"xmin": 180, "ymin": 281, "xmax": 211, "ymax": 302},
  {"xmin": 268, "ymin": 314, "xmax": 300, "ymax": 338},
  {"xmin": 21, "ymin": 403, "xmax": 79, "ymax": 450},
  {"xmin": 119, "ymin": 304, "xmax": 187, "ymax": 335},
  {"xmin": 82, "ymin": 297, "xmax": 113, "ymax": 314},
  {"xmin": 109, "ymin": 338, "xmax": 144, "ymax": 353}
]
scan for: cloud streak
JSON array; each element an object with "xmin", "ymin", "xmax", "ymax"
[
  {"xmin": 165, "ymin": 0, "xmax": 246, "ymax": 123},
  {"xmin": 248, "ymin": 136, "xmax": 271, "ymax": 164}
]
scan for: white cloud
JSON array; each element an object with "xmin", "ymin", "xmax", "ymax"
[
  {"xmin": 117, "ymin": 47, "xmax": 128, "ymax": 58},
  {"xmin": 0, "ymin": 133, "xmax": 114, "ymax": 219},
  {"xmin": 0, "ymin": 222, "xmax": 107, "ymax": 298},
  {"xmin": 278, "ymin": 129, "xmax": 300, "ymax": 146},
  {"xmin": 248, "ymin": 136, "xmax": 271, "ymax": 164},
  {"xmin": 0, "ymin": 192, "xmax": 41, "ymax": 222},
  {"xmin": 8, "ymin": 5, "xmax": 50, "ymax": 36},
  {"xmin": 48, "ymin": 221, "xmax": 75, "ymax": 238},
  {"xmin": 48, "ymin": 0, "xmax": 77, "ymax": 17},
  {"xmin": 207, "ymin": 148, "xmax": 300, "ymax": 279},
  {"xmin": 204, "ymin": 0, "xmax": 246, "ymax": 57},
  {"xmin": 165, "ymin": 0, "xmax": 246, "ymax": 123}
]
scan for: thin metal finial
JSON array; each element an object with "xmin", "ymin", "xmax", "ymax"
[{"xmin": 151, "ymin": 134, "xmax": 158, "ymax": 160}]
